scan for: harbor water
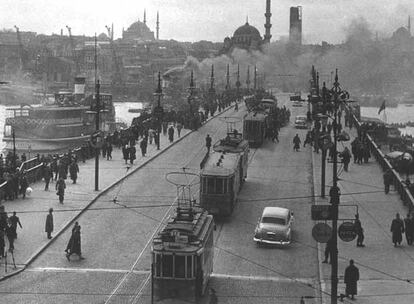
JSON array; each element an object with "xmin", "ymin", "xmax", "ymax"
[{"xmin": 0, "ymin": 102, "xmax": 143, "ymax": 153}]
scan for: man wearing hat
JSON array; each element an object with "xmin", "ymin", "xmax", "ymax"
[{"xmin": 45, "ymin": 208, "xmax": 54, "ymax": 239}]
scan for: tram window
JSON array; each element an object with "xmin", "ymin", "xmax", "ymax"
[
  {"xmin": 162, "ymin": 255, "xmax": 173, "ymax": 277},
  {"xmin": 155, "ymin": 254, "xmax": 161, "ymax": 277},
  {"xmin": 175, "ymin": 255, "xmax": 186, "ymax": 278},
  {"xmin": 207, "ymin": 178, "xmax": 215, "ymax": 193},
  {"xmin": 186, "ymin": 256, "xmax": 193, "ymax": 278},
  {"xmin": 216, "ymin": 178, "xmax": 223, "ymax": 194}
]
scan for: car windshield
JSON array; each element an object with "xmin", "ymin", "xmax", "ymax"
[{"xmin": 262, "ymin": 216, "xmax": 286, "ymax": 225}]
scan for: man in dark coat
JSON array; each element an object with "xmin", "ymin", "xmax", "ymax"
[
  {"xmin": 69, "ymin": 161, "xmax": 79, "ymax": 184},
  {"xmin": 354, "ymin": 214, "xmax": 365, "ymax": 247},
  {"xmin": 43, "ymin": 163, "xmax": 53, "ymax": 191},
  {"xmin": 404, "ymin": 213, "xmax": 414, "ymax": 245},
  {"xmin": 205, "ymin": 134, "xmax": 212, "ymax": 153},
  {"xmin": 168, "ymin": 125, "xmax": 174, "ymax": 143},
  {"xmin": 391, "ymin": 213, "xmax": 405, "ymax": 247},
  {"xmin": 383, "ymin": 169, "xmax": 393, "ymax": 194},
  {"xmin": 56, "ymin": 178, "xmax": 66, "ymax": 204},
  {"xmin": 65, "ymin": 222, "xmax": 79, "ymax": 253},
  {"xmin": 129, "ymin": 145, "xmax": 136, "ymax": 164},
  {"xmin": 106, "ymin": 142, "xmax": 113, "ymax": 160},
  {"xmin": 140, "ymin": 139, "xmax": 147, "ymax": 157},
  {"xmin": 322, "ymin": 237, "xmax": 334, "ymax": 264},
  {"xmin": 340, "ymin": 147, "xmax": 351, "ymax": 172},
  {"xmin": 19, "ymin": 173, "xmax": 29, "ymax": 199},
  {"xmin": 293, "ymin": 134, "xmax": 301, "ymax": 152},
  {"xmin": 45, "ymin": 208, "xmax": 54, "ymax": 239},
  {"xmin": 66, "ymin": 224, "xmax": 84, "ymax": 261},
  {"xmin": 122, "ymin": 144, "xmax": 130, "ymax": 164},
  {"xmin": 344, "ymin": 259, "xmax": 359, "ymax": 299},
  {"xmin": 9, "ymin": 211, "xmax": 22, "ymax": 239},
  {"xmin": 5, "ymin": 220, "xmax": 15, "ymax": 252}
]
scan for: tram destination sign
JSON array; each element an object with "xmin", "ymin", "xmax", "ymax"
[
  {"xmin": 311, "ymin": 205, "xmax": 333, "ymax": 221},
  {"xmin": 338, "ymin": 222, "xmax": 357, "ymax": 242}
]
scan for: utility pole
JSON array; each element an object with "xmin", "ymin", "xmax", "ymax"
[
  {"xmin": 95, "ymin": 79, "xmax": 100, "ymax": 191},
  {"xmin": 12, "ymin": 128, "xmax": 16, "ymax": 171},
  {"xmin": 330, "ymin": 69, "xmax": 341, "ymax": 304},
  {"xmin": 153, "ymin": 71, "xmax": 163, "ymax": 150},
  {"xmin": 235, "ymin": 64, "xmax": 241, "ymax": 101},
  {"xmin": 321, "ymin": 81, "xmax": 327, "ymax": 198}
]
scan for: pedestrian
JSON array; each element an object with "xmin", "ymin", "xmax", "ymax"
[
  {"xmin": 8, "ymin": 211, "xmax": 22, "ymax": 239},
  {"xmin": 56, "ymin": 177, "xmax": 66, "ymax": 204},
  {"xmin": 106, "ymin": 142, "xmax": 113, "ymax": 160},
  {"xmin": 140, "ymin": 139, "xmax": 147, "ymax": 157},
  {"xmin": 65, "ymin": 221, "xmax": 79, "ymax": 253},
  {"xmin": 69, "ymin": 160, "xmax": 79, "ymax": 184},
  {"xmin": 168, "ymin": 125, "xmax": 174, "ymax": 143},
  {"xmin": 322, "ymin": 237, "xmax": 334, "ymax": 264},
  {"xmin": 43, "ymin": 163, "xmax": 53, "ymax": 191},
  {"xmin": 205, "ymin": 134, "xmax": 212, "ymax": 153},
  {"xmin": 176, "ymin": 122, "xmax": 183, "ymax": 138},
  {"xmin": 354, "ymin": 214, "xmax": 365, "ymax": 247},
  {"xmin": 234, "ymin": 102, "xmax": 238, "ymax": 111},
  {"xmin": 66, "ymin": 224, "xmax": 84, "ymax": 261},
  {"xmin": 19, "ymin": 172, "xmax": 29, "ymax": 199},
  {"xmin": 272, "ymin": 128, "xmax": 279, "ymax": 143},
  {"xmin": 390, "ymin": 213, "xmax": 405, "ymax": 247},
  {"xmin": 5, "ymin": 220, "xmax": 15, "ymax": 252},
  {"xmin": 293, "ymin": 134, "xmax": 301, "ymax": 152},
  {"xmin": 45, "ymin": 208, "xmax": 54, "ymax": 239},
  {"xmin": 404, "ymin": 213, "xmax": 414, "ymax": 245},
  {"xmin": 383, "ymin": 169, "xmax": 393, "ymax": 194},
  {"xmin": 340, "ymin": 147, "xmax": 351, "ymax": 172},
  {"xmin": 122, "ymin": 144, "xmax": 130, "ymax": 164},
  {"xmin": 344, "ymin": 259, "xmax": 359, "ymax": 300},
  {"xmin": 129, "ymin": 145, "xmax": 136, "ymax": 165},
  {"xmin": 0, "ymin": 230, "xmax": 4, "ymax": 259}
]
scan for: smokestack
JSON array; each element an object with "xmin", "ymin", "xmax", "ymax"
[
  {"xmin": 264, "ymin": 0, "xmax": 272, "ymax": 43},
  {"xmin": 144, "ymin": 9, "xmax": 147, "ymax": 25},
  {"xmin": 156, "ymin": 11, "xmax": 160, "ymax": 40},
  {"xmin": 289, "ymin": 6, "xmax": 302, "ymax": 45}
]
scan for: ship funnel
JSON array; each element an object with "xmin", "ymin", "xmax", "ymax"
[{"xmin": 74, "ymin": 77, "xmax": 86, "ymax": 98}]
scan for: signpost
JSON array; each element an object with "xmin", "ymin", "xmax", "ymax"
[
  {"xmin": 311, "ymin": 205, "xmax": 333, "ymax": 221},
  {"xmin": 312, "ymin": 222, "xmax": 333, "ymax": 243},
  {"xmin": 338, "ymin": 222, "xmax": 357, "ymax": 242}
]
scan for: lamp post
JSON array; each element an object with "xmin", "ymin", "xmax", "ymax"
[
  {"xmin": 94, "ymin": 80, "xmax": 101, "ymax": 191},
  {"xmin": 12, "ymin": 127, "xmax": 16, "ymax": 171},
  {"xmin": 330, "ymin": 69, "xmax": 342, "ymax": 304},
  {"xmin": 235, "ymin": 64, "xmax": 241, "ymax": 102},
  {"xmin": 187, "ymin": 71, "xmax": 196, "ymax": 129},
  {"xmin": 153, "ymin": 71, "xmax": 163, "ymax": 150}
]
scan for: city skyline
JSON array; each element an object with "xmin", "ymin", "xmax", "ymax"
[{"xmin": 0, "ymin": 0, "xmax": 413, "ymax": 43}]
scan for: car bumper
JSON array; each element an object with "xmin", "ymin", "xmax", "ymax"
[{"xmin": 253, "ymin": 237, "xmax": 291, "ymax": 245}]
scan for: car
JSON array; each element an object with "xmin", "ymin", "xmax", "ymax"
[
  {"xmin": 292, "ymin": 101, "xmax": 303, "ymax": 107},
  {"xmin": 294, "ymin": 115, "xmax": 307, "ymax": 129},
  {"xmin": 254, "ymin": 207, "xmax": 294, "ymax": 245}
]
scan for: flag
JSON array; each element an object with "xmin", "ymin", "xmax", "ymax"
[{"xmin": 378, "ymin": 100, "xmax": 386, "ymax": 114}]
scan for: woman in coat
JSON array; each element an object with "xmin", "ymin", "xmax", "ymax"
[
  {"xmin": 66, "ymin": 224, "xmax": 84, "ymax": 261},
  {"xmin": 45, "ymin": 208, "xmax": 54, "ymax": 239},
  {"xmin": 344, "ymin": 259, "xmax": 359, "ymax": 300},
  {"xmin": 69, "ymin": 161, "xmax": 79, "ymax": 184},
  {"xmin": 391, "ymin": 213, "xmax": 405, "ymax": 247},
  {"xmin": 56, "ymin": 178, "xmax": 66, "ymax": 204}
]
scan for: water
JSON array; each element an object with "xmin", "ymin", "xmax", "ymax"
[
  {"xmin": 361, "ymin": 105, "xmax": 414, "ymax": 136},
  {"xmin": 0, "ymin": 102, "xmax": 143, "ymax": 152}
]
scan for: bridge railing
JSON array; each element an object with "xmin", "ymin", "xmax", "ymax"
[{"xmin": 346, "ymin": 105, "xmax": 414, "ymax": 211}]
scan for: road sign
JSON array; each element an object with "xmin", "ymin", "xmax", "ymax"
[
  {"xmin": 311, "ymin": 205, "xmax": 333, "ymax": 220},
  {"xmin": 312, "ymin": 223, "xmax": 332, "ymax": 243},
  {"xmin": 338, "ymin": 222, "xmax": 357, "ymax": 242}
]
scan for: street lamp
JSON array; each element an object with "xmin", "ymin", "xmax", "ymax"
[
  {"xmin": 12, "ymin": 127, "xmax": 16, "ymax": 171},
  {"xmin": 153, "ymin": 71, "xmax": 164, "ymax": 150},
  {"xmin": 187, "ymin": 70, "xmax": 196, "ymax": 129}
]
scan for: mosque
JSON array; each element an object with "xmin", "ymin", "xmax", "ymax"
[{"xmin": 221, "ymin": 0, "xmax": 272, "ymax": 54}]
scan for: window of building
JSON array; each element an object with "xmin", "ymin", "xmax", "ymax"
[
  {"xmin": 162, "ymin": 254, "xmax": 173, "ymax": 277},
  {"xmin": 175, "ymin": 255, "xmax": 186, "ymax": 278}
]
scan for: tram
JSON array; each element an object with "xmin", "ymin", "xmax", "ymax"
[
  {"xmin": 243, "ymin": 111, "xmax": 268, "ymax": 146},
  {"xmin": 151, "ymin": 206, "xmax": 214, "ymax": 303},
  {"xmin": 200, "ymin": 131, "xmax": 249, "ymax": 216}
]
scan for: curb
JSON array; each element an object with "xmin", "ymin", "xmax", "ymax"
[{"xmin": 0, "ymin": 104, "xmax": 236, "ymax": 282}]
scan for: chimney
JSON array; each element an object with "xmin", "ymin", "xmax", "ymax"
[
  {"xmin": 264, "ymin": 0, "xmax": 272, "ymax": 43},
  {"xmin": 289, "ymin": 6, "xmax": 302, "ymax": 45},
  {"xmin": 144, "ymin": 9, "xmax": 147, "ymax": 25}
]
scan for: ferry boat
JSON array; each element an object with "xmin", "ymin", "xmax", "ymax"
[{"xmin": 3, "ymin": 78, "xmax": 116, "ymax": 153}]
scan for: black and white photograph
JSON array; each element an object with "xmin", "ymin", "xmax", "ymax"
[{"xmin": 1, "ymin": 0, "xmax": 414, "ymax": 303}]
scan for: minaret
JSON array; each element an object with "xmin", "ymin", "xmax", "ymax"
[
  {"xmin": 144, "ymin": 9, "xmax": 147, "ymax": 25},
  {"xmin": 111, "ymin": 23, "xmax": 114, "ymax": 40},
  {"xmin": 156, "ymin": 11, "xmax": 160, "ymax": 40},
  {"xmin": 264, "ymin": 0, "xmax": 272, "ymax": 43}
]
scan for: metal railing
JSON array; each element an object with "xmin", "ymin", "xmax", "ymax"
[{"xmin": 346, "ymin": 106, "xmax": 414, "ymax": 211}]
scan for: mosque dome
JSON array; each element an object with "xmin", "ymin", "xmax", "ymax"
[{"xmin": 233, "ymin": 22, "xmax": 262, "ymax": 39}]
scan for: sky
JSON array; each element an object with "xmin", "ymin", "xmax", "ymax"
[{"xmin": 1, "ymin": 0, "xmax": 414, "ymax": 43}]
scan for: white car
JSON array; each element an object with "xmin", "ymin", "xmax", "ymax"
[
  {"xmin": 254, "ymin": 207, "xmax": 294, "ymax": 245},
  {"xmin": 294, "ymin": 115, "xmax": 308, "ymax": 129}
]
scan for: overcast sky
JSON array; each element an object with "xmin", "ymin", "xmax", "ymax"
[{"xmin": 1, "ymin": 0, "xmax": 413, "ymax": 43}]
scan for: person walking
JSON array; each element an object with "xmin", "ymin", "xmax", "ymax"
[
  {"xmin": 122, "ymin": 144, "xmax": 130, "ymax": 164},
  {"xmin": 66, "ymin": 224, "xmax": 84, "ymax": 261},
  {"xmin": 43, "ymin": 163, "xmax": 53, "ymax": 191},
  {"xmin": 20, "ymin": 172, "xmax": 29, "ymax": 199},
  {"xmin": 0, "ymin": 229, "xmax": 5, "ymax": 259},
  {"xmin": 383, "ymin": 169, "xmax": 393, "ymax": 194},
  {"xmin": 106, "ymin": 142, "xmax": 113, "ymax": 160},
  {"xmin": 322, "ymin": 237, "xmax": 334, "ymax": 264},
  {"xmin": 45, "ymin": 208, "xmax": 54, "ymax": 239},
  {"xmin": 354, "ymin": 214, "xmax": 365, "ymax": 247},
  {"xmin": 69, "ymin": 160, "xmax": 79, "ymax": 184},
  {"xmin": 344, "ymin": 259, "xmax": 359, "ymax": 300},
  {"xmin": 390, "ymin": 213, "xmax": 405, "ymax": 247},
  {"xmin": 129, "ymin": 145, "xmax": 136, "ymax": 165},
  {"xmin": 293, "ymin": 134, "xmax": 301, "ymax": 152},
  {"xmin": 205, "ymin": 134, "xmax": 212, "ymax": 153},
  {"xmin": 5, "ymin": 220, "xmax": 15, "ymax": 252},
  {"xmin": 168, "ymin": 125, "xmax": 175, "ymax": 143},
  {"xmin": 176, "ymin": 122, "xmax": 183, "ymax": 138},
  {"xmin": 56, "ymin": 177, "xmax": 66, "ymax": 204},
  {"xmin": 9, "ymin": 211, "xmax": 22, "ymax": 239},
  {"xmin": 340, "ymin": 147, "xmax": 351, "ymax": 172},
  {"xmin": 65, "ymin": 222, "xmax": 79, "ymax": 253},
  {"xmin": 404, "ymin": 213, "xmax": 414, "ymax": 245},
  {"xmin": 140, "ymin": 138, "xmax": 147, "ymax": 157}
]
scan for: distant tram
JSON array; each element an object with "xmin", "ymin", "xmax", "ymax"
[
  {"xmin": 200, "ymin": 131, "xmax": 249, "ymax": 216},
  {"xmin": 151, "ymin": 206, "xmax": 214, "ymax": 303}
]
